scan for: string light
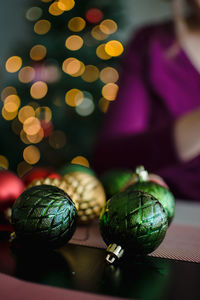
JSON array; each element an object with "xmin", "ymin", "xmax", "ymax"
[
  {"xmin": 65, "ymin": 35, "xmax": 83, "ymax": 51},
  {"xmin": 62, "ymin": 58, "xmax": 85, "ymax": 77},
  {"xmin": 23, "ymin": 145, "xmax": 40, "ymax": 164},
  {"xmin": 49, "ymin": 1, "xmax": 64, "ymax": 16},
  {"xmin": 5, "ymin": 56, "xmax": 22, "ymax": 73},
  {"xmin": 1, "ymin": 87, "xmax": 17, "ymax": 101},
  {"xmin": 49, "ymin": 130, "xmax": 66, "ymax": 149},
  {"xmin": 65, "ymin": 89, "xmax": 83, "ymax": 107},
  {"xmin": 81, "ymin": 65, "xmax": 99, "ymax": 82},
  {"xmin": 18, "ymin": 106, "xmax": 35, "ymax": 124},
  {"xmin": 99, "ymin": 19, "xmax": 117, "ymax": 35},
  {"xmin": 23, "ymin": 117, "xmax": 41, "ymax": 136},
  {"xmin": 26, "ymin": 128, "xmax": 44, "ymax": 144},
  {"xmin": 2, "ymin": 107, "xmax": 18, "ymax": 121},
  {"xmin": 102, "ymin": 83, "xmax": 119, "ymax": 101},
  {"xmin": 71, "ymin": 156, "xmax": 90, "ymax": 167},
  {"xmin": 30, "ymin": 81, "xmax": 48, "ymax": 99},
  {"xmin": 100, "ymin": 67, "xmax": 119, "ymax": 83},
  {"xmin": 34, "ymin": 19, "xmax": 51, "ymax": 35},
  {"xmin": 91, "ymin": 25, "xmax": 108, "ymax": 41},
  {"xmin": 68, "ymin": 17, "xmax": 86, "ymax": 32},
  {"xmin": 4, "ymin": 95, "xmax": 21, "ymax": 109},
  {"xmin": 30, "ymin": 45, "xmax": 47, "ymax": 61},
  {"xmin": 0, "ymin": 155, "xmax": 9, "ymax": 169},
  {"xmin": 26, "ymin": 7, "xmax": 42, "ymax": 21},
  {"xmin": 96, "ymin": 44, "xmax": 111, "ymax": 60},
  {"xmin": 105, "ymin": 40, "xmax": 124, "ymax": 57},
  {"xmin": 18, "ymin": 66, "xmax": 35, "ymax": 83},
  {"xmin": 57, "ymin": 0, "xmax": 75, "ymax": 11}
]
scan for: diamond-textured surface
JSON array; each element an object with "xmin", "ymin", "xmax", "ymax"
[
  {"xmin": 100, "ymin": 190, "xmax": 168, "ymax": 255},
  {"xmin": 64, "ymin": 172, "xmax": 106, "ymax": 223},
  {"xmin": 11, "ymin": 185, "xmax": 77, "ymax": 249}
]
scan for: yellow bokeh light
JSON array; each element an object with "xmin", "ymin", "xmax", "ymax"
[
  {"xmin": 49, "ymin": 130, "xmax": 66, "ymax": 149},
  {"xmin": 4, "ymin": 102, "xmax": 18, "ymax": 113},
  {"xmin": 18, "ymin": 66, "xmax": 35, "ymax": 83},
  {"xmin": 30, "ymin": 81, "xmax": 48, "ymax": 99},
  {"xmin": 34, "ymin": 19, "xmax": 51, "ymax": 35},
  {"xmin": 5, "ymin": 56, "xmax": 22, "ymax": 73},
  {"xmin": 65, "ymin": 35, "xmax": 83, "ymax": 51},
  {"xmin": 100, "ymin": 67, "xmax": 119, "ymax": 83},
  {"xmin": 65, "ymin": 89, "xmax": 83, "ymax": 107},
  {"xmin": 49, "ymin": 1, "xmax": 64, "ymax": 16},
  {"xmin": 81, "ymin": 65, "xmax": 99, "ymax": 83},
  {"xmin": 17, "ymin": 161, "xmax": 33, "ymax": 178},
  {"xmin": 18, "ymin": 106, "xmax": 35, "ymax": 123},
  {"xmin": 102, "ymin": 83, "xmax": 119, "ymax": 101},
  {"xmin": 62, "ymin": 58, "xmax": 85, "ymax": 77},
  {"xmin": 57, "ymin": 0, "xmax": 75, "ymax": 11},
  {"xmin": 96, "ymin": 44, "xmax": 111, "ymax": 60},
  {"xmin": 23, "ymin": 145, "xmax": 40, "ymax": 165},
  {"xmin": 71, "ymin": 156, "xmax": 90, "ymax": 167},
  {"xmin": 35, "ymin": 106, "xmax": 52, "ymax": 122},
  {"xmin": 98, "ymin": 97, "xmax": 110, "ymax": 113},
  {"xmin": 20, "ymin": 130, "xmax": 31, "ymax": 144},
  {"xmin": 30, "ymin": 45, "xmax": 47, "ymax": 61},
  {"xmin": 27, "ymin": 128, "xmax": 44, "ymax": 144},
  {"xmin": 1, "ymin": 87, "xmax": 17, "ymax": 101},
  {"xmin": 91, "ymin": 25, "xmax": 108, "ymax": 41},
  {"xmin": 23, "ymin": 117, "xmax": 41, "ymax": 136},
  {"xmin": 0, "ymin": 155, "xmax": 9, "ymax": 169},
  {"xmin": 99, "ymin": 19, "xmax": 118, "ymax": 35},
  {"xmin": 68, "ymin": 17, "xmax": 86, "ymax": 32},
  {"xmin": 105, "ymin": 40, "xmax": 124, "ymax": 57},
  {"xmin": 2, "ymin": 107, "xmax": 18, "ymax": 120},
  {"xmin": 4, "ymin": 94, "xmax": 21, "ymax": 108},
  {"xmin": 11, "ymin": 118, "xmax": 22, "ymax": 135}
]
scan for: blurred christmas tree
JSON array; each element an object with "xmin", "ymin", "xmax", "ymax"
[{"xmin": 0, "ymin": 0, "xmax": 124, "ymax": 176}]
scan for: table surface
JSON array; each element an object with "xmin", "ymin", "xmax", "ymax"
[{"xmin": 0, "ymin": 199, "xmax": 200, "ymax": 300}]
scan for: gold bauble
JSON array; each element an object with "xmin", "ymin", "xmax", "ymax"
[{"xmin": 63, "ymin": 171, "xmax": 106, "ymax": 223}]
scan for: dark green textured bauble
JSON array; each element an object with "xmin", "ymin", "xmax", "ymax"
[
  {"xmin": 59, "ymin": 163, "xmax": 95, "ymax": 177},
  {"xmin": 11, "ymin": 185, "xmax": 77, "ymax": 249},
  {"xmin": 100, "ymin": 169, "xmax": 133, "ymax": 198},
  {"xmin": 126, "ymin": 182, "xmax": 175, "ymax": 225},
  {"xmin": 100, "ymin": 190, "xmax": 168, "ymax": 255}
]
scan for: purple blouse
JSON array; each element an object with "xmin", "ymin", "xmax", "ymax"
[{"xmin": 92, "ymin": 22, "xmax": 200, "ymax": 201}]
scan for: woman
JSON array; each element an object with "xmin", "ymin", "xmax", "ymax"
[{"xmin": 93, "ymin": 0, "xmax": 200, "ymax": 201}]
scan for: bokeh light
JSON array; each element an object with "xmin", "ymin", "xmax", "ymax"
[
  {"xmin": 30, "ymin": 44, "xmax": 47, "ymax": 61},
  {"xmin": 35, "ymin": 106, "xmax": 52, "ymax": 122},
  {"xmin": 105, "ymin": 40, "xmax": 124, "ymax": 57},
  {"xmin": 96, "ymin": 44, "xmax": 111, "ymax": 60},
  {"xmin": 62, "ymin": 58, "xmax": 85, "ymax": 77},
  {"xmin": 91, "ymin": 25, "xmax": 108, "ymax": 41},
  {"xmin": 81, "ymin": 65, "xmax": 99, "ymax": 82},
  {"xmin": 71, "ymin": 156, "xmax": 90, "ymax": 167},
  {"xmin": 49, "ymin": 1, "xmax": 64, "ymax": 16},
  {"xmin": 18, "ymin": 66, "xmax": 35, "ymax": 83},
  {"xmin": 102, "ymin": 83, "xmax": 119, "ymax": 101},
  {"xmin": 57, "ymin": 0, "xmax": 75, "ymax": 11},
  {"xmin": 26, "ymin": 128, "xmax": 44, "ymax": 144},
  {"xmin": 23, "ymin": 117, "xmax": 41, "ymax": 136},
  {"xmin": 11, "ymin": 118, "xmax": 22, "ymax": 135},
  {"xmin": 23, "ymin": 145, "xmax": 40, "ymax": 165},
  {"xmin": 30, "ymin": 81, "xmax": 48, "ymax": 99},
  {"xmin": 99, "ymin": 19, "xmax": 117, "ymax": 35},
  {"xmin": 65, "ymin": 35, "xmax": 83, "ymax": 51},
  {"xmin": 1, "ymin": 86, "xmax": 17, "ymax": 101},
  {"xmin": 20, "ymin": 130, "xmax": 31, "ymax": 144},
  {"xmin": 85, "ymin": 8, "xmax": 103, "ymax": 23},
  {"xmin": 100, "ymin": 67, "xmax": 119, "ymax": 83},
  {"xmin": 98, "ymin": 97, "xmax": 110, "ymax": 113},
  {"xmin": 49, "ymin": 130, "xmax": 66, "ymax": 149},
  {"xmin": 26, "ymin": 7, "xmax": 42, "ymax": 21},
  {"xmin": 68, "ymin": 17, "xmax": 86, "ymax": 32},
  {"xmin": 5, "ymin": 56, "xmax": 22, "ymax": 73},
  {"xmin": 2, "ymin": 107, "xmax": 18, "ymax": 121},
  {"xmin": 18, "ymin": 106, "xmax": 35, "ymax": 124},
  {"xmin": 65, "ymin": 89, "xmax": 83, "ymax": 107},
  {"xmin": 4, "ymin": 95, "xmax": 21, "ymax": 109},
  {"xmin": 17, "ymin": 161, "xmax": 33, "ymax": 178},
  {"xmin": 0, "ymin": 155, "xmax": 9, "ymax": 169},
  {"xmin": 34, "ymin": 19, "xmax": 51, "ymax": 35},
  {"xmin": 75, "ymin": 97, "xmax": 94, "ymax": 116}
]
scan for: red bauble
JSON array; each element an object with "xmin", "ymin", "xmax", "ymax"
[
  {"xmin": 22, "ymin": 167, "xmax": 61, "ymax": 186},
  {"xmin": 0, "ymin": 170, "xmax": 25, "ymax": 211}
]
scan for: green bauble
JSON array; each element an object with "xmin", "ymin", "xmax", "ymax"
[
  {"xmin": 100, "ymin": 169, "xmax": 133, "ymax": 198},
  {"xmin": 11, "ymin": 185, "xmax": 77, "ymax": 249},
  {"xmin": 100, "ymin": 190, "xmax": 168, "ymax": 263},
  {"xmin": 126, "ymin": 182, "xmax": 175, "ymax": 225},
  {"xmin": 59, "ymin": 163, "xmax": 95, "ymax": 177}
]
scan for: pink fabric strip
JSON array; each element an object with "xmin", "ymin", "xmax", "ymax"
[{"xmin": 70, "ymin": 220, "xmax": 200, "ymax": 263}]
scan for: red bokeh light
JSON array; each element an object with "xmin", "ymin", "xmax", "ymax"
[{"xmin": 85, "ymin": 8, "xmax": 103, "ymax": 24}]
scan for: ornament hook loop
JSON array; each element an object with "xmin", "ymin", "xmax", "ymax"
[
  {"xmin": 106, "ymin": 243, "xmax": 124, "ymax": 264},
  {"xmin": 135, "ymin": 165, "xmax": 149, "ymax": 182}
]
